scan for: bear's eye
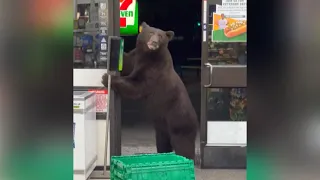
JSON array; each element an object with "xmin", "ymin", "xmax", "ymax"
[
  {"xmin": 149, "ymin": 32, "xmax": 154, "ymax": 36},
  {"xmin": 158, "ymin": 34, "xmax": 162, "ymax": 39}
]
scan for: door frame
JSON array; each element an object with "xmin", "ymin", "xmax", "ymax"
[
  {"xmin": 200, "ymin": 0, "xmax": 247, "ymax": 169},
  {"xmin": 74, "ymin": 0, "xmax": 121, "ymax": 170},
  {"xmin": 109, "ymin": 0, "xmax": 122, "ymax": 159}
]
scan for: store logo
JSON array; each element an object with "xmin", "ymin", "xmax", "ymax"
[{"xmin": 120, "ymin": 0, "xmax": 134, "ymax": 27}]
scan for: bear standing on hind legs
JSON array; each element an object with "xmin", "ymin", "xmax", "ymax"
[{"xmin": 102, "ymin": 22, "xmax": 198, "ymax": 160}]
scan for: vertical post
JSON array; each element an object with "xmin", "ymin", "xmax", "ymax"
[
  {"xmin": 74, "ymin": 0, "xmax": 77, "ymax": 19},
  {"xmin": 99, "ymin": 0, "xmax": 110, "ymax": 175},
  {"xmin": 200, "ymin": 0, "xmax": 208, "ymax": 169},
  {"xmin": 109, "ymin": 0, "xmax": 121, "ymax": 159}
]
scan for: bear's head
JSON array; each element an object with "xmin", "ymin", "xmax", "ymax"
[{"xmin": 136, "ymin": 22, "xmax": 174, "ymax": 52}]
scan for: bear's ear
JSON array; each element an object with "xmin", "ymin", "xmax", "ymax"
[
  {"xmin": 141, "ymin": 22, "xmax": 149, "ymax": 29},
  {"xmin": 166, "ymin": 31, "xmax": 175, "ymax": 41}
]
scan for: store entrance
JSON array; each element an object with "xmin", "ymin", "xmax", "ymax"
[
  {"xmin": 119, "ymin": 0, "xmax": 203, "ymax": 160},
  {"xmin": 200, "ymin": 0, "xmax": 247, "ymax": 168},
  {"xmin": 73, "ymin": 0, "xmax": 122, "ymax": 175}
]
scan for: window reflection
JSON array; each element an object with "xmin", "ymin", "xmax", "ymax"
[
  {"xmin": 207, "ymin": 4, "xmax": 247, "ymax": 65},
  {"xmin": 207, "ymin": 40, "xmax": 247, "ymax": 65},
  {"xmin": 74, "ymin": 3, "xmax": 107, "ymax": 69},
  {"xmin": 207, "ymin": 88, "xmax": 247, "ymax": 121},
  {"xmin": 205, "ymin": 5, "xmax": 247, "ymax": 121}
]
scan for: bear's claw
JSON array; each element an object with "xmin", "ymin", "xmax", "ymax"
[{"xmin": 101, "ymin": 73, "xmax": 109, "ymax": 87}]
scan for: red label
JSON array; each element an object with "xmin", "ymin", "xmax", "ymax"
[
  {"xmin": 119, "ymin": 0, "xmax": 133, "ymax": 27},
  {"xmin": 96, "ymin": 94, "xmax": 107, "ymax": 112},
  {"xmin": 88, "ymin": 89, "xmax": 108, "ymax": 94},
  {"xmin": 88, "ymin": 89, "xmax": 108, "ymax": 112}
]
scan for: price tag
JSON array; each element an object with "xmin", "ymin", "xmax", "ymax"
[{"xmin": 101, "ymin": 43, "xmax": 107, "ymax": 50}]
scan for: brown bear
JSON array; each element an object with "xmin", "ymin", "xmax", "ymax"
[
  {"xmin": 102, "ymin": 22, "xmax": 198, "ymax": 160},
  {"xmin": 120, "ymin": 48, "xmax": 136, "ymax": 76}
]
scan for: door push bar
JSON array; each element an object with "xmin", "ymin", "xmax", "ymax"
[
  {"xmin": 204, "ymin": 63, "xmax": 213, "ymax": 87},
  {"xmin": 203, "ymin": 63, "xmax": 247, "ymax": 87}
]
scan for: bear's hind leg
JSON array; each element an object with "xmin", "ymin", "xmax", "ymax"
[
  {"xmin": 155, "ymin": 130, "xmax": 172, "ymax": 153},
  {"xmin": 170, "ymin": 131, "xmax": 196, "ymax": 161}
]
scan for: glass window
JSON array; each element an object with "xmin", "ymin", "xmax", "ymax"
[
  {"xmin": 205, "ymin": 5, "xmax": 247, "ymax": 121},
  {"xmin": 207, "ymin": 88, "xmax": 247, "ymax": 121},
  {"xmin": 207, "ymin": 4, "xmax": 247, "ymax": 65},
  {"xmin": 207, "ymin": 42, "xmax": 247, "ymax": 65},
  {"xmin": 74, "ymin": 3, "xmax": 108, "ymax": 69}
]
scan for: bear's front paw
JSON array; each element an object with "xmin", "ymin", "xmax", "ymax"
[
  {"xmin": 101, "ymin": 73, "xmax": 109, "ymax": 87},
  {"xmin": 110, "ymin": 76, "xmax": 120, "ymax": 90}
]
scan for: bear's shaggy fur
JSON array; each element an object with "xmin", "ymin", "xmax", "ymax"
[{"xmin": 102, "ymin": 22, "xmax": 198, "ymax": 160}]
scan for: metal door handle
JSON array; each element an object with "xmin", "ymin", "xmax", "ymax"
[{"xmin": 204, "ymin": 63, "xmax": 213, "ymax": 87}]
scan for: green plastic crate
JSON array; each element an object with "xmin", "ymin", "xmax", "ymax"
[{"xmin": 110, "ymin": 153, "xmax": 195, "ymax": 180}]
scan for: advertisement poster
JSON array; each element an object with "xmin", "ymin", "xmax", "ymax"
[{"xmin": 212, "ymin": 0, "xmax": 246, "ymax": 42}]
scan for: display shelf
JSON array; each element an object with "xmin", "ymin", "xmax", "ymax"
[
  {"xmin": 208, "ymin": 48, "xmax": 234, "ymax": 52},
  {"xmin": 74, "ymin": 29, "xmax": 99, "ymax": 33},
  {"xmin": 208, "ymin": 57, "xmax": 237, "ymax": 61},
  {"xmin": 207, "ymin": 40, "xmax": 247, "ymax": 65}
]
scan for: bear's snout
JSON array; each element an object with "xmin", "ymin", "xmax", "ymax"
[
  {"xmin": 147, "ymin": 35, "xmax": 160, "ymax": 50},
  {"xmin": 150, "ymin": 34, "xmax": 159, "ymax": 43}
]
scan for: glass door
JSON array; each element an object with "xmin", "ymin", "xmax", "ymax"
[
  {"xmin": 200, "ymin": 0, "xmax": 247, "ymax": 168},
  {"xmin": 73, "ymin": 0, "xmax": 121, "ymax": 169}
]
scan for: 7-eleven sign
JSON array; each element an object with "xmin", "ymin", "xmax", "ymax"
[{"xmin": 120, "ymin": 0, "xmax": 138, "ymax": 35}]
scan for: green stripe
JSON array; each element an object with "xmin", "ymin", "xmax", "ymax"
[{"xmin": 118, "ymin": 39, "xmax": 124, "ymax": 71}]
